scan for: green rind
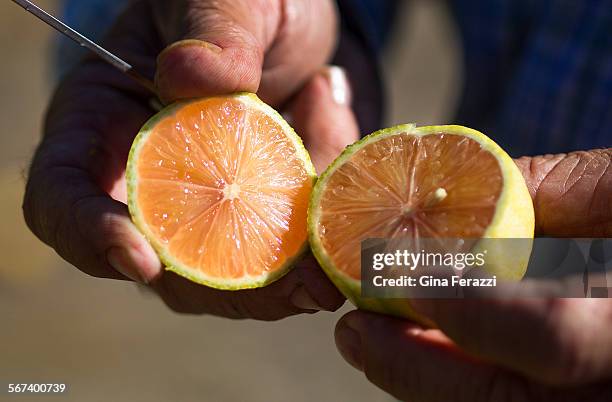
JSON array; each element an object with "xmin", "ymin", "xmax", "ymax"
[
  {"xmin": 308, "ymin": 124, "xmax": 534, "ymax": 323},
  {"xmin": 127, "ymin": 92, "xmax": 316, "ymax": 290}
]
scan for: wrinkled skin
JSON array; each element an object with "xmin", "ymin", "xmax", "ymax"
[
  {"xmin": 23, "ymin": 0, "xmax": 612, "ymax": 399},
  {"xmin": 335, "ymin": 150, "xmax": 612, "ymax": 401},
  {"xmin": 24, "ymin": 0, "xmax": 356, "ymax": 320}
]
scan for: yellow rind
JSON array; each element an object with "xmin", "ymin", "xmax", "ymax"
[
  {"xmin": 308, "ymin": 124, "xmax": 534, "ymax": 324},
  {"xmin": 127, "ymin": 93, "xmax": 316, "ymax": 290}
]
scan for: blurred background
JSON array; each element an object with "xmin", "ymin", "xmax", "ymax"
[{"xmin": 0, "ymin": 1, "xmax": 460, "ymax": 401}]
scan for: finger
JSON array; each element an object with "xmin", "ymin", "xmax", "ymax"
[
  {"xmin": 398, "ymin": 150, "xmax": 612, "ymax": 383},
  {"xmin": 153, "ymin": 255, "xmax": 345, "ymax": 320},
  {"xmin": 514, "ymin": 149, "xmax": 612, "ymax": 237},
  {"xmin": 152, "ymin": 0, "xmax": 276, "ymax": 101},
  {"xmin": 23, "ymin": 132, "xmax": 162, "ymax": 284},
  {"xmin": 336, "ymin": 311, "xmax": 522, "ymax": 402},
  {"xmin": 153, "ymin": 0, "xmax": 337, "ymax": 105},
  {"xmin": 24, "ymin": 57, "xmax": 163, "ymax": 284},
  {"xmin": 408, "ymin": 298, "xmax": 612, "ymax": 386},
  {"xmin": 290, "ymin": 66, "xmax": 359, "ymax": 173},
  {"xmin": 335, "ymin": 311, "xmax": 612, "ymax": 402},
  {"xmin": 258, "ymin": 0, "xmax": 338, "ymax": 105}
]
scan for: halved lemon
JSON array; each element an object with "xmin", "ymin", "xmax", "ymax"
[
  {"xmin": 127, "ymin": 93, "xmax": 315, "ymax": 289},
  {"xmin": 308, "ymin": 124, "xmax": 534, "ymax": 320}
]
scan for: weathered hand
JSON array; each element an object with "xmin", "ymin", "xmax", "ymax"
[
  {"xmin": 335, "ymin": 149, "xmax": 612, "ymax": 401},
  {"xmin": 23, "ymin": 0, "xmax": 357, "ymax": 319}
]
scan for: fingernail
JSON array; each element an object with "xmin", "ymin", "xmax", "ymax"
[
  {"xmin": 321, "ymin": 66, "xmax": 351, "ymax": 105},
  {"xmin": 336, "ymin": 322, "xmax": 363, "ymax": 371},
  {"xmin": 107, "ymin": 247, "xmax": 145, "ymax": 284},
  {"xmin": 159, "ymin": 39, "xmax": 222, "ymax": 60},
  {"xmin": 290, "ymin": 286, "xmax": 324, "ymax": 311},
  {"xmin": 155, "ymin": 39, "xmax": 223, "ymax": 103}
]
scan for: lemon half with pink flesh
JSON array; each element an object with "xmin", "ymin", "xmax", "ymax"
[{"xmin": 308, "ymin": 124, "xmax": 535, "ymax": 323}]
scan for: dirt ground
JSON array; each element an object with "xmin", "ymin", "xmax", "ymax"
[{"xmin": 0, "ymin": 1, "xmax": 459, "ymax": 401}]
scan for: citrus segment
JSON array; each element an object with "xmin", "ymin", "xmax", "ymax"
[{"xmin": 127, "ymin": 94, "xmax": 315, "ymax": 289}]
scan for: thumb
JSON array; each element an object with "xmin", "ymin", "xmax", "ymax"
[
  {"xmin": 152, "ymin": 0, "xmax": 281, "ymax": 103},
  {"xmin": 290, "ymin": 66, "xmax": 360, "ymax": 173}
]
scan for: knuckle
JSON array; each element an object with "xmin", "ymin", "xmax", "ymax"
[{"xmin": 73, "ymin": 196, "xmax": 126, "ymax": 243}]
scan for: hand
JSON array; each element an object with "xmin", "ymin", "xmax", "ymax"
[
  {"xmin": 335, "ymin": 149, "xmax": 612, "ymax": 400},
  {"xmin": 23, "ymin": 0, "xmax": 358, "ymax": 320}
]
